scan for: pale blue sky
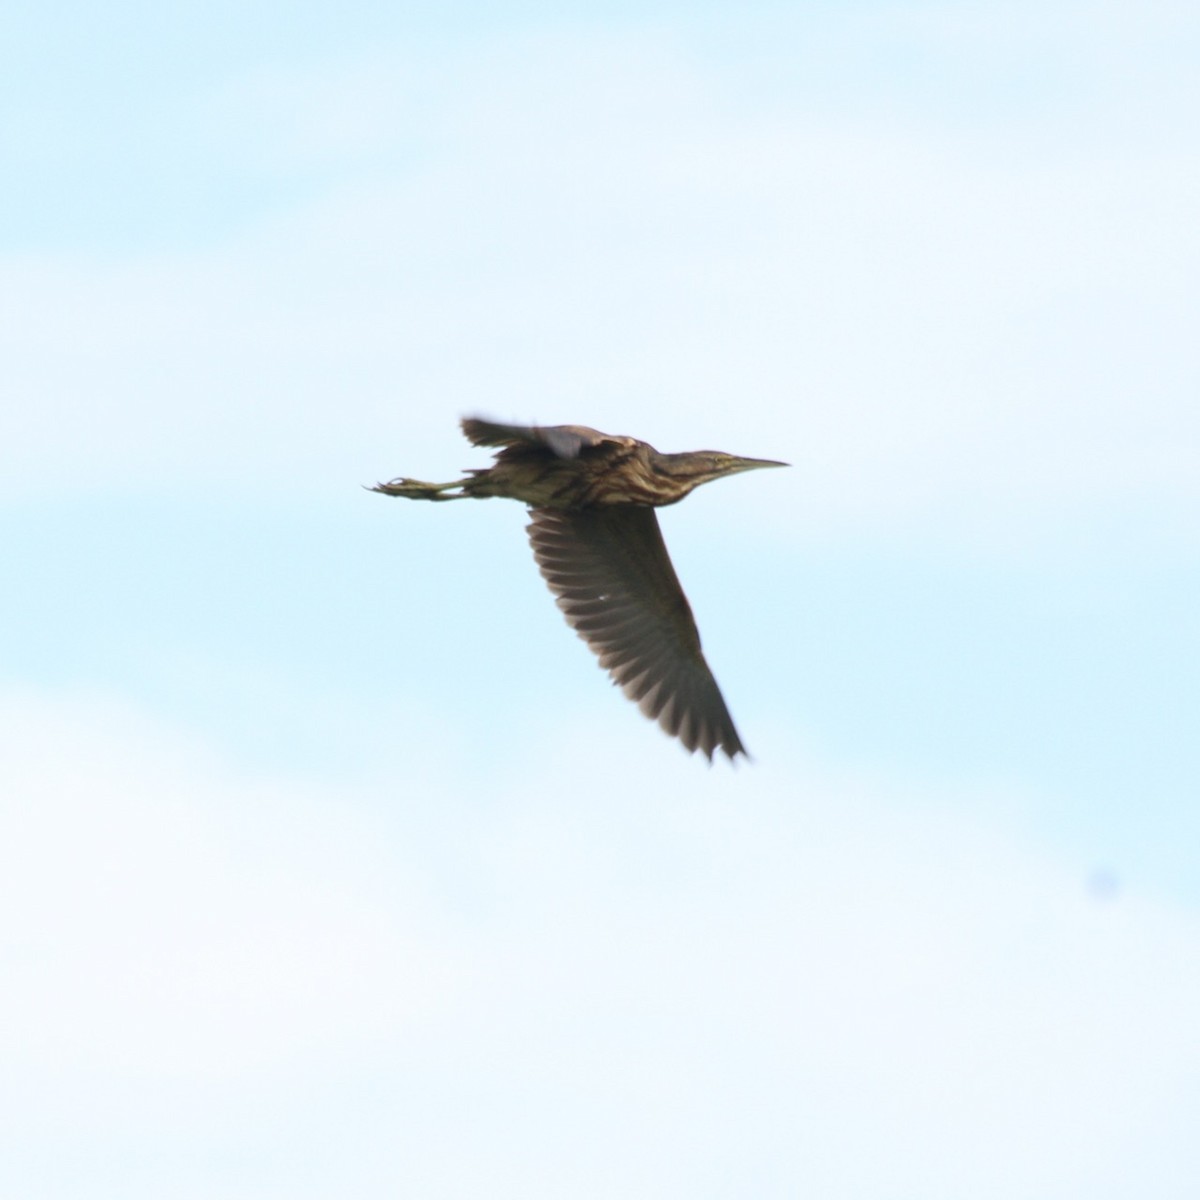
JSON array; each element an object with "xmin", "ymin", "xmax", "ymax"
[{"xmin": 3, "ymin": 2, "xmax": 1199, "ymax": 1197}]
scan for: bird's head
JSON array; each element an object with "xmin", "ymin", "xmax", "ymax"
[{"xmin": 655, "ymin": 449, "xmax": 789, "ymax": 501}]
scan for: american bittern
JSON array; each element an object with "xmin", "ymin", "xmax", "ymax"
[{"xmin": 372, "ymin": 418, "xmax": 786, "ymax": 760}]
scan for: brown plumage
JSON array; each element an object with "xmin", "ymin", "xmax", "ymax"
[{"xmin": 371, "ymin": 418, "xmax": 786, "ymax": 760}]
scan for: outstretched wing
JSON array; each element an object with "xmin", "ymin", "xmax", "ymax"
[
  {"xmin": 461, "ymin": 417, "xmax": 620, "ymax": 461},
  {"xmin": 528, "ymin": 506, "xmax": 746, "ymax": 761}
]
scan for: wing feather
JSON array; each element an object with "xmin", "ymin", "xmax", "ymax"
[
  {"xmin": 527, "ymin": 506, "xmax": 746, "ymax": 761},
  {"xmin": 461, "ymin": 418, "xmax": 618, "ymax": 460}
]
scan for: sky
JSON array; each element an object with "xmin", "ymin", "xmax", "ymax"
[{"xmin": 2, "ymin": 1, "xmax": 1199, "ymax": 1196}]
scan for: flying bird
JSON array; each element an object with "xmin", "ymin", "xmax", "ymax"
[{"xmin": 372, "ymin": 418, "xmax": 786, "ymax": 760}]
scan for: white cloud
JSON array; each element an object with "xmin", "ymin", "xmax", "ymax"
[
  {"xmin": 0, "ymin": 689, "xmax": 461, "ymax": 1086},
  {"xmin": 1, "ymin": 687, "xmax": 1198, "ymax": 1197},
  {"xmin": 2, "ymin": 11, "xmax": 1197, "ymax": 543}
]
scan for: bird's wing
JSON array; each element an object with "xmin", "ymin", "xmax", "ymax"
[
  {"xmin": 461, "ymin": 418, "xmax": 617, "ymax": 460},
  {"xmin": 528, "ymin": 506, "xmax": 746, "ymax": 761}
]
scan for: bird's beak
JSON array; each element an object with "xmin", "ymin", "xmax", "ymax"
[{"xmin": 729, "ymin": 455, "xmax": 790, "ymax": 472}]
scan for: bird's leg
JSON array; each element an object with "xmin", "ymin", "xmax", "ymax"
[{"xmin": 369, "ymin": 476, "xmax": 472, "ymax": 501}]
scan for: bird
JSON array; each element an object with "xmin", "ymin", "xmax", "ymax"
[{"xmin": 371, "ymin": 418, "xmax": 787, "ymax": 761}]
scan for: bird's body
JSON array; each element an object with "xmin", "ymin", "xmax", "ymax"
[{"xmin": 372, "ymin": 418, "xmax": 785, "ymax": 761}]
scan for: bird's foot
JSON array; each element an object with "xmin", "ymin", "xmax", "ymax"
[{"xmin": 369, "ymin": 477, "xmax": 466, "ymax": 501}]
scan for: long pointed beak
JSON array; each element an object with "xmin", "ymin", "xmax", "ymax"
[{"xmin": 729, "ymin": 455, "xmax": 789, "ymax": 472}]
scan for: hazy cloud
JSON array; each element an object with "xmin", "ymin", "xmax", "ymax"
[
  {"xmin": 3, "ymin": 16, "xmax": 1196, "ymax": 544},
  {"xmin": 2, "ymin": 688, "xmax": 1198, "ymax": 1196}
]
